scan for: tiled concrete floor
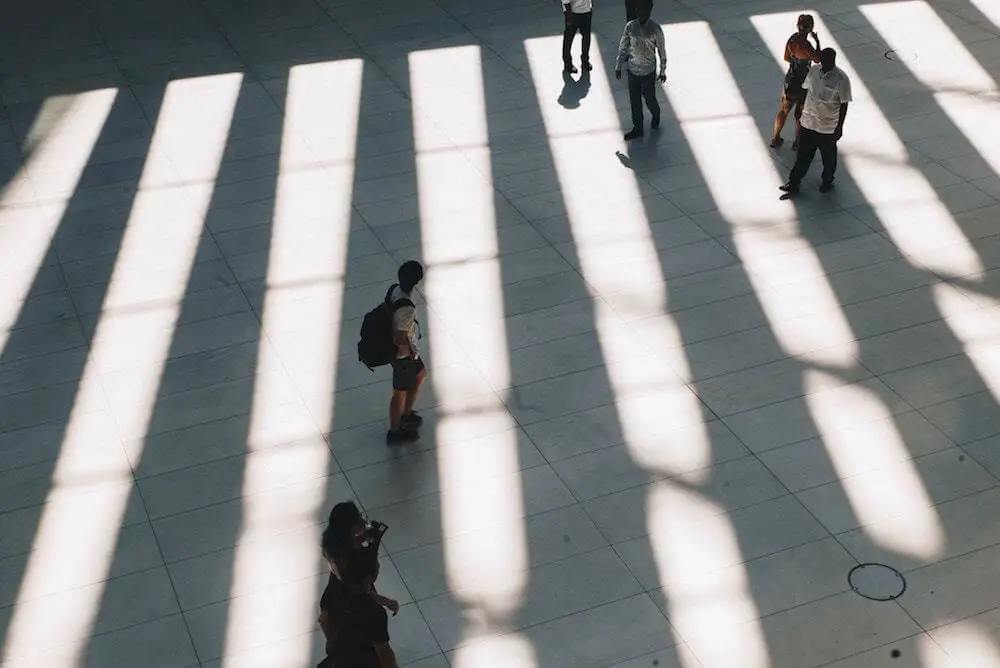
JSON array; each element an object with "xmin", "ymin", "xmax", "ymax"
[{"xmin": 2, "ymin": 0, "xmax": 1000, "ymax": 666}]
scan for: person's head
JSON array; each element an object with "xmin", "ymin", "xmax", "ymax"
[
  {"xmin": 820, "ymin": 47, "xmax": 837, "ymax": 71},
  {"xmin": 322, "ymin": 501, "xmax": 365, "ymax": 566},
  {"xmin": 796, "ymin": 14, "xmax": 814, "ymax": 34},
  {"xmin": 636, "ymin": 0, "xmax": 653, "ymax": 23},
  {"xmin": 398, "ymin": 260, "xmax": 424, "ymax": 293}
]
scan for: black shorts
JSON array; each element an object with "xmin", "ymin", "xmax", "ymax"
[
  {"xmin": 391, "ymin": 357, "xmax": 425, "ymax": 391},
  {"xmin": 781, "ymin": 84, "xmax": 807, "ymax": 106}
]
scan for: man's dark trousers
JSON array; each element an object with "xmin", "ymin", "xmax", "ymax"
[
  {"xmin": 563, "ymin": 11, "xmax": 593, "ymax": 68},
  {"xmin": 627, "ymin": 71, "xmax": 660, "ymax": 131},
  {"xmin": 789, "ymin": 127, "xmax": 838, "ymax": 187},
  {"xmin": 625, "ymin": 0, "xmax": 637, "ymax": 20}
]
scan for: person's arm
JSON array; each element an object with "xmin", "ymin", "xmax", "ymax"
[
  {"xmin": 656, "ymin": 26, "xmax": 667, "ymax": 81},
  {"xmin": 615, "ymin": 25, "xmax": 631, "ymax": 77},
  {"xmin": 374, "ymin": 644, "xmax": 399, "ymax": 668},
  {"xmin": 834, "ymin": 77, "xmax": 853, "ymax": 140},
  {"xmin": 318, "ymin": 610, "xmax": 336, "ymax": 644},
  {"xmin": 563, "ymin": 2, "xmax": 570, "ymax": 15},
  {"xmin": 393, "ymin": 306, "xmax": 418, "ymax": 358}
]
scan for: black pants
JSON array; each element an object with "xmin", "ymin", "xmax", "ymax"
[
  {"xmin": 625, "ymin": 0, "xmax": 637, "ymax": 21},
  {"xmin": 627, "ymin": 71, "xmax": 660, "ymax": 130},
  {"xmin": 789, "ymin": 127, "xmax": 838, "ymax": 186},
  {"xmin": 562, "ymin": 11, "xmax": 592, "ymax": 66}
]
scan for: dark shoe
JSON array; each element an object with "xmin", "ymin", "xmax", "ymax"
[
  {"xmin": 770, "ymin": 136, "xmax": 784, "ymax": 148},
  {"xmin": 386, "ymin": 427, "xmax": 419, "ymax": 445},
  {"xmin": 819, "ymin": 181, "xmax": 834, "ymax": 193},
  {"xmin": 624, "ymin": 128, "xmax": 644, "ymax": 140},
  {"xmin": 581, "ymin": 61, "xmax": 593, "ymax": 71},
  {"xmin": 402, "ymin": 411, "xmax": 423, "ymax": 427},
  {"xmin": 651, "ymin": 114, "xmax": 660, "ymax": 130},
  {"xmin": 564, "ymin": 63, "xmax": 578, "ymax": 74},
  {"xmin": 778, "ymin": 182, "xmax": 800, "ymax": 200}
]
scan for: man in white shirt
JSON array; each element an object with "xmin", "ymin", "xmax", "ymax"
[
  {"xmin": 780, "ymin": 48, "xmax": 852, "ymax": 199},
  {"xmin": 563, "ymin": 0, "xmax": 594, "ymax": 74},
  {"xmin": 614, "ymin": 0, "xmax": 667, "ymax": 141}
]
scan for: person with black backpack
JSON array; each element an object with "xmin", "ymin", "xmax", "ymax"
[{"xmin": 357, "ymin": 261, "xmax": 426, "ymax": 444}]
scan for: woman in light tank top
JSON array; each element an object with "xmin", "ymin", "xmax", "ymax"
[{"xmin": 770, "ymin": 14, "xmax": 822, "ymax": 150}]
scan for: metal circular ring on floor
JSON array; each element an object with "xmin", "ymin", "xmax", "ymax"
[
  {"xmin": 848, "ymin": 562, "xmax": 907, "ymax": 601},
  {"xmin": 885, "ymin": 50, "xmax": 918, "ymax": 62}
]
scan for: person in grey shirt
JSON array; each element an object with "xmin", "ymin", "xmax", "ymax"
[{"xmin": 614, "ymin": 0, "xmax": 667, "ymax": 141}]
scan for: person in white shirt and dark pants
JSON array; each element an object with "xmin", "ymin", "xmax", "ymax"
[
  {"xmin": 614, "ymin": 0, "xmax": 667, "ymax": 141},
  {"xmin": 563, "ymin": 0, "xmax": 594, "ymax": 74},
  {"xmin": 780, "ymin": 48, "xmax": 852, "ymax": 199}
]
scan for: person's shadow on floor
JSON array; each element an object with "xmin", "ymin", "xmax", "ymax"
[{"xmin": 558, "ymin": 70, "xmax": 592, "ymax": 109}]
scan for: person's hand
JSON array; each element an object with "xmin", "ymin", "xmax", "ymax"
[
  {"xmin": 833, "ymin": 128, "xmax": 843, "ymax": 142},
  {"xmin": 385, "ymin": 598, "xmax": 400, "ymax": 615},
  {"xmin": 615, "ymin": 69, "xmax": 622, "ymax": 80},
  {"xmin": 658, "ymin": 74, "xmax": 667, "ymax": 84}
]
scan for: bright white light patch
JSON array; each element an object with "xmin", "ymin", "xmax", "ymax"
[
  {"xmin": 409, "ymin": 46, "xmax": 529, "ymax": 655},
  {"xmin": 862, "ymin": 1, "xmax": 1000, "ymax": 182},
  {"xmin": 0, "ymin": 89, "xmax": 117, "ymax": 357},
  {"xmin": 666, "ymin": 21, "xmax": 857, "ymax": 367},
  {"xmin": 934, "ymin": 283, "xmax": 1000, "ymax": 405},
  {"xmin": 804, "ymin": 370, "xmax": 943, "ymax": 558},
  {"xmin": 221, "ymin": 60, "xmax": 363, "ymax": 665},
  {"xmin": 2, "ymin": 74, "xmax": 240, "ymax": 666},
  {"xmin": 524, "ymin": 35, "xmax": 712, "ymax": 478},
  {"xmin": 647, "ymin": 482, "xmax": 770, "ymax": 668},
  {"xmin": 751, "ymin": 11, "xmax": 983, "ymax": 279}
]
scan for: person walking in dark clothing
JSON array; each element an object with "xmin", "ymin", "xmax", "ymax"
[
  {"xmin": 779, "ymin": 48, "xmax": 853, "ymax": 199},
  {"xmin": 563, "ymin": 0, "xmax": 594, "ymax": 73},
  {"xmin": 771, "ymin": 14, "xmax": 822, "ymax": 149},
  {"xmin": 615, "ymin": 0, "xmax": 667, "ymax": 141}
]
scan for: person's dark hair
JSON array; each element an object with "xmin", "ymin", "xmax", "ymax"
[
  {"xmin": 397, "ymin": 260, "xmax": 424, "ymax": 293},
  {"xmin": 820, "ymin": 47, "xmax": 837, "ymax": 66},
  {"xmin": 797, "ymin": 14, "xmax": 814, "ymax": 31},
  {"xmin": 323, "ymin": 501, "xmax": 362, "ymax": 560}
]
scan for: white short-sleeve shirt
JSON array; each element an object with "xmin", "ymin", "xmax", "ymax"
[
  {"xmin": 566, "ymin": 0, "xmax": 593, "ymax": 13},
  {"xmin": 801, "ymin": 64, "xmax": 853, "ymax": 135}
]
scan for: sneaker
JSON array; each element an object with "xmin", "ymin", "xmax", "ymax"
[
  {"xmin": 402, "ymin": 411, "xmax": 423, "ymax": 427},
  {"xmin": 818, "ymin": 181, "xmax": 834, "ymax": 193},
  {"xmin": 624, "ymin": 128, "xmax": 644, "ymax": 141},
  {"xmin": 386, "ymin": 427, "xmax": 419, "ymax": 445},
  {"xmin": 769, "ymin": 136, "xmax": 784, "ymax": 148},
  {"xmin": 564, "ymin": 63, "xmax": 578, "ymax": 74},
  {"xmin": 651, "ymin": 114, "xmax": 660, "ymax": 130},
  {"xmin": 581, "ymin": 61, "xmax": 593, "ymax": 71}
]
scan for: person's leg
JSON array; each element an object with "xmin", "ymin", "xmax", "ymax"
[
  {"xmin": 580, "ymin": 13, "xmax": 593, "ymax": 68},
  {"xmin": 641, "ymin": 73, "xmax": 660, "ymax": 128},
  {"xmin": 626, "ymin": 72, "xmax": 644, "ymax": 138},
  {"xmin": 771, "ymin": 89, "xmax": 793, "ymax": 147},
  {"xmin": 562, "ymin": 14, "xmax": 576, "ymax": 70},
  {"xmin": 402, "ymin": 360, "xmax": 427, "ymax": 421},
  {"xmin": 388, "ymin": 359, "xmax": 419, "ymax": 442},
  {"xmin": 783, "ymin": 129, "xmax": 820, "ymax": 193},
  {"xmin": 791, "ymin": 92, "xmax": 806, "ymax": 150},
  {"xmin": 818, "ymin": 133, "xmax": 838, "ymax": 190}
]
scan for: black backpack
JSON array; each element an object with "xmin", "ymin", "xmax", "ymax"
[{"xmin": 358, "ymin": 284, "xmax": 413, "ymax": 371}]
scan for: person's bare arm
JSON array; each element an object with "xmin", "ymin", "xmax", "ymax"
[
  {"xmin": 318, "ymin": 610, "xmax": 335, "ymax": 642},
  {"xmin": 374, "ymin": 643, "xmax": 399, "ymax": 668}
]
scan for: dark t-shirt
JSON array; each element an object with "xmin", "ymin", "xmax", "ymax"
[{"xmin": 319, "ymin": 575, "xmax": 389, "ymax": 668}]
